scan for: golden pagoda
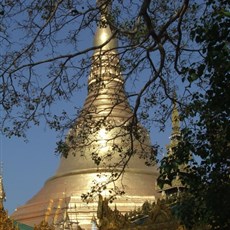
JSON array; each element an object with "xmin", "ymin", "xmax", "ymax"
[{"xmin": 12, "ymin": 2, "xmax": 159, "ymax": 229}]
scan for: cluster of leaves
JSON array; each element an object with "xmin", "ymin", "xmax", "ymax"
[
  {"xmin": 97, "ymin": 198, "xmax": 184, "ymax": 230},
  {"xmin": 34, "ymin": 220, "xmax": 55, "ymax": 230},
  {"xmin": 0, "ymin": 208, "xmax": 19, "ymax": 230}
]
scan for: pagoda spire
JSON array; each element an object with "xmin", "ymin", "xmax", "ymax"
[
  {"xmin": 0, "ymin": 163, "xmax": 5, "ymax": 210},
  {"xmin": 160, "ymin": 93, "xmax": 184, "ymax": 197},
  {"xmin": 165, "ymin": 92, "xmax": 181, "ymax": 156},
  {"xmin": 82, "ymin": 0, "xmax": 132, "ymax": 121},
  {"xmin": 0, "ymin": 163, "xmax": 18, "ymax": 230},
  {"xmin": 168, "ymin": 93, "xmax": 181, "ymax": 151},
  {"xmin": 172, "ymin": 92, "xmax": 180, "ymax": 133}
]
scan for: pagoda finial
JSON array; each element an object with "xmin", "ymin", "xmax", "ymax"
[
  {"xmin": 93, "ymin": 0, "xmax": 117, "ymax": 52},
  {"xmin": 97, "ymin": 0, "xmax": 110, "ymax": 16}
]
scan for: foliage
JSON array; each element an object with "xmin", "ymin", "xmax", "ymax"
[
  {"xmin": 0, "ymin": 208, "xmax": 19, "ymax": 230},
  {"xmin": 34, "ymin": 220, "xmax": 55, "ymax": 230},
  {"xmin": 97, "ymin": 195, "xmax": 184, "ymax": 230},
  {"xmin": 159, "ymin": 0, "xmax": 230, "ymax": 229}
]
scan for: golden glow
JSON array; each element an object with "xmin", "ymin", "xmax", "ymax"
[
  {"xmin": 98, "ymin": 128, "xmax": 109, "ymax": 152},
  {"xmin": 100, "ymin": 31, "xmax": 109, "ymax": 44},
  {"xmin": 96, "ymin": 174, "xmax": 108, "ymax": 184},
  {"xmin": 98, "ymin": 128, "xmax": 106, "ymax": 139}
]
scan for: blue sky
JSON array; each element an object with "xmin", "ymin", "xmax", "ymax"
[{"xmin": 2, "ymin": 125, "xmax": 59, "ymax": 214}]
